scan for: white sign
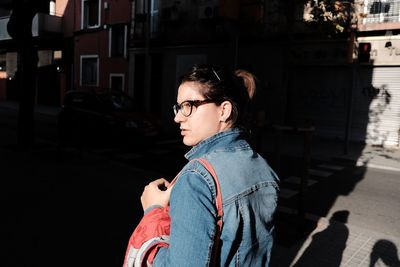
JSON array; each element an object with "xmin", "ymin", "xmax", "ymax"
[{"xmin": 358, "ymin": 36, "xmax": 400, "ymax": 65}]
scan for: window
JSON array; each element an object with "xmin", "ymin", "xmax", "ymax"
[
  {"xmin": 364, "ymin": 0, "xmax": 399, "ymax": 24},
  {"xmin": 109, "ymin": 25, "xmax": 127, "ymax": 57},
  {"xmin": 81, "ymin": 55, "xmax": 99, "ymax": 86},
  {"xmin": 150, "ymin": 0, "xmax": 159, "ymax": 35},
  {"xmin": 110, "ymin": 73, "xmax": 124, "ymax": 91},
  {"xmin": 49, "ymin": 0, "xmax": 56, "ymax": 15},
  {"xmin": 82, "ymin": 0, "xmax": 100, "ymax": 28},
  {"xmin": 134, "ymin": 0, "xmax": 160, "ymax": 38}
]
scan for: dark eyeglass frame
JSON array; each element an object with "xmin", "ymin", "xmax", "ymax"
[{"xmin": 173, "ymin": 99, "xmax": 216, "ymax": 117}]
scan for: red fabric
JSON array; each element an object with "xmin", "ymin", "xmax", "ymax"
[
  {"xmin": 130, "ymin": 207, "xmax": 171, "ymax": 248},
  {"xmin": 123, "ymin": 207, "xmax": 171, "ymax": 266},
  {"xmin": 122, "ymin": 158, "xmax": 222, "ymax": 267}
]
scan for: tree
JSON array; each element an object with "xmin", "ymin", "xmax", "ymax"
[{"xmin": 303, "ymin": 0, "xmax": 366, "ymax": 35}]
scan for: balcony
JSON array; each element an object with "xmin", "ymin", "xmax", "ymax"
[
  {"xmin": 359, "ymin": 0, "xmax": 400, "ymax": 31},
  {"xmin": 0, "ymin": 13, "xmax": 62, "ymax": 41},
  {"xmin": 0, "ymin": 16, "xmax": 11, "ymax": 40},
  {"xmin": 32, "ymin": 12, "xmax": 62, "ymax": 36}
]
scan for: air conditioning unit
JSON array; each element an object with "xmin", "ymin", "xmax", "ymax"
[{"xmin": 198, "ymin": 5, "xmax": 216, "ymax": 19}]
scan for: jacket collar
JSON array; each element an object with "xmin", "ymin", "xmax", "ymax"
[{"xmin": 185, "ymin": 128, "xmax": 248, "ymax": 160}]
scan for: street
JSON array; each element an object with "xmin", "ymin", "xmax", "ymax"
[
  {"xmin": 1, "ymin": 104, "xmax": 400, "ymax": 267},
  {"xmin": 0, "ymin": 105, "xmax": 175, "ymax": 267}
]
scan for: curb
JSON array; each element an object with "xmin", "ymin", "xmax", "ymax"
[{"xmin": 356, "ymin": 160, "xmax": 400, "ymax": 173}]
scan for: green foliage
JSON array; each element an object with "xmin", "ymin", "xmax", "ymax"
[{"xmin": 303, "ymin": 0, "xmax": 358, "ymax": 34}]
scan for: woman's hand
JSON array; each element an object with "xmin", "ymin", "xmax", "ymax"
[{"xmin": 141, "ymin": 178, "xmax": 173, "ymax": 211}]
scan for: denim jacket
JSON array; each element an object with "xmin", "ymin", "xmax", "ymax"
[{"xmin": 153, "ymin": 128, "xmax": 279, "ymax": 266}]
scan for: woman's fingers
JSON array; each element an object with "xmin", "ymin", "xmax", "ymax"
[
  {"xmin": 141, "ymin": 178, "xmax": 173, "ymax": 211},
  {"xmin": 151, "ymin": 178, "xmax": 169, "ymax": 187}
]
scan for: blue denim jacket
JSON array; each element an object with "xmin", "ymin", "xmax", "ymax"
[{"xmin": 154, "ymin": 128, "xmax": 279, "ymax": 266}]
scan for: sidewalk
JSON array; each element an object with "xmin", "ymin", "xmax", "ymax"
[
  {"xmin": 0, "ymin": 113, "xmax": 163, "ymax": 267},
  {"xmin": 271, "ymin": 212, "xmax": 400, "ymax": 267},
  {"xmin": 258, "ymin": 125, "xmax": 400, "ymax": 173},
  {"xmin": 0, "ymin": 100, "xmax": 61, "ymax": 117},
  {"xmin": 258, "ymin": 126, "xmax": 400, "ymax": 267}
]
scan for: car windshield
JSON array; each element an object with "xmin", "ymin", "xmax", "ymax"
[
  {"xmin": 64, "ymin": 92, "xmax": 102, "ymax": 110},
  {"xmin": 101, "ymin": 92, "xmax": 136, "ymax": 111}
]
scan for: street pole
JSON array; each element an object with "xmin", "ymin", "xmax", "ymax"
[
  {"xmin": 7, "ymin": 2, "xmax": 39, "ymax": 149},
  {"xmin": 344, "ymin": 30, "xmax": 357, "ymax": 155},
  {"xmin": 144, "ymin": 0, "xmax": 152, "ymax": 112}
]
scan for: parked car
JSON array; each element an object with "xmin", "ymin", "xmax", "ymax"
[{"xmin": 57, "ymin": 90, "xmax": 161, "ymax": 150}]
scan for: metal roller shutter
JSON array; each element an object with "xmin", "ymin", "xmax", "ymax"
[{"xmin": 353, "ymin": 67, "xmax": 400, "ymax": 146}]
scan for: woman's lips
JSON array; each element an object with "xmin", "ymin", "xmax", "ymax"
[{"xmin": 180, "ymin": 128, "xmax": 188, "ymax": 135}]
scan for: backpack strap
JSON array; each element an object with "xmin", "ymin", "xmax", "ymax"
[
  {"xmin": 167, "ymin": 158, "xmax": 223, "ymax": 266},
  {"xmin": 169, "ymin": 158, "xmax": 223, "ymax": 230},
  {"xmin": 195, "ymin": 158, "xmax": 223, "ymax": 266},
  {"xmin": 194, "ymin": 158, "xmax": 223, "ymax": 232}
]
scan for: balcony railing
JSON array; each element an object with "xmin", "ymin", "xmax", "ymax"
[
  {"xmin": 0, "ymin": 13, "xmax": 62, "ymax": 41},
  {"xmin": 362, "ymin": 0, "xmax": 400, "ymax": 24}
]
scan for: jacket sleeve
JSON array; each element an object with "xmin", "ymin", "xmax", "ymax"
[{"xmin": 153, "ymin": 169, "xmax": 218, "ymax": 267}]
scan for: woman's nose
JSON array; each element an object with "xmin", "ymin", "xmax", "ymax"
[{"xmin": 174, "ymin": 111, "xmax": 183, "ymax": 123}]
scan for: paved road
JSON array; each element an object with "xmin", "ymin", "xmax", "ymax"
[{"xmin": 0, "ymin": 106, "xmax": 165, "ymax": 267}]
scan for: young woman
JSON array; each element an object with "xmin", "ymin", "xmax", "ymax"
[{"xmin": 139, "ymin": 64, "xmax": 279, "ymax": 266}]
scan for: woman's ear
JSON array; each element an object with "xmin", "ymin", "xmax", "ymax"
[{"xmin": 219, "ymin": 101, "xmax": 232, "ymax": 122}]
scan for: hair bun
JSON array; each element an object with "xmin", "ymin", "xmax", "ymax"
[{"xmin": 235, "ymin": 69, "xmax": 256, "ymax": 99}]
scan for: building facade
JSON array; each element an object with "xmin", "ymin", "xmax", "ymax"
[
  {"xmin": 127, "ymin": 0, "xmax": 400, "ymax": 146},
  {"xmin": 0, "ymin": 0, "xmax": 72, "ymax": 105},
  {"xmin": 74, "ymin": 0, "xmax": 131, "ymax": 93},
  {"xmin": 284, "ymin": 0, "xmax": 400, "ymax": 147},
  {"xmin": 0, "ymin": 0, "xmax": 132, "ymax": 105},
  {"xmin": 0, "ymin": 1, "xmax": 399, "ymax": 146}
]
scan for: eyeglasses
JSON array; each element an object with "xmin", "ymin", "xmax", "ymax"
[{"xmin": 173, "ymin": 99, "xmax": 215, "ymax": 117}]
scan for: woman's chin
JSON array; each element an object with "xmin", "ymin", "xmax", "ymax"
[{"xmin": 183, "ymin": 137, "xmax": 197, "ymax": 147}]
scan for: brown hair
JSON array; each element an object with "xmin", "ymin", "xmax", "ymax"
[
  {"xmin": 235, "ymin": 69, "xmax": 256, "ymax": 99},
  {"xmin": 180, "ymin": 64, "xmax": 257, "ymax": 127}
]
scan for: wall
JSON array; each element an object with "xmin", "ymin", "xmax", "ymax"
[
  {"xmin": 59, "ymin": 0, "xmax": 75, "ymax": 37},
  {"xmin": 282, "ymin": 38, "xmax": 400, "ymax": 146}
]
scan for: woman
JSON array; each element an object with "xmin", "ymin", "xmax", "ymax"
[{"xmin": 140, "ymin": 64, "xmax": 279, "ymax": 266}]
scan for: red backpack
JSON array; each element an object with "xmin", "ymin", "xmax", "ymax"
[{"xmin": 122, "ymin": 158, "xmax": 223, "ymax": 267}]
